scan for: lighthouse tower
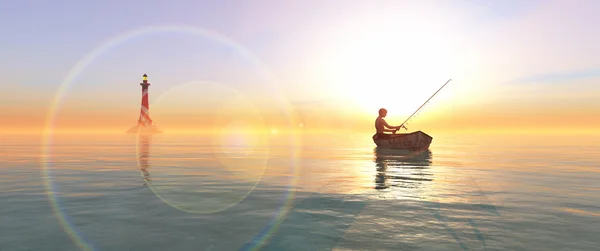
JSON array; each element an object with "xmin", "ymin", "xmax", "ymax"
[{"xmin": 126, "ymin": 74, "xmax": 162, "ymax": 134}]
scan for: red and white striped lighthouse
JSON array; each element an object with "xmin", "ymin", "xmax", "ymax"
[
  {"xmin": 138, "ymin": 74, "xmax": 153, "ymax": 127},
  {"xmin": 127, "ymin": 74, "xmax": 162, "ymax": 134}
]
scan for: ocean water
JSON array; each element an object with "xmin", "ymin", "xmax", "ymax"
[{"xmin": 1, "ymin": 132, "xmax": 599, "ymax": 251}]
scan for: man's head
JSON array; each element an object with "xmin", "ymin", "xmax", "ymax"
[{"xmin": 378, "ymin": 108, "xmax": 387, "ymax": 117}]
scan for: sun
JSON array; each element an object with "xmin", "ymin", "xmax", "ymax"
[{"xmin": 327, "ymin": 23, "xmax": 456, "ymax": 117}]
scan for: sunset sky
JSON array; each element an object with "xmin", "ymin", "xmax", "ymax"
[{"xmin": 1, "ymin": 0, "xmax": 599, "ymax": 134}]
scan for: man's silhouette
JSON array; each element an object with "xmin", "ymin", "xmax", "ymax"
[{"xmin": 374, "ymin": 108, "xmax": 405, "ymax": 139}]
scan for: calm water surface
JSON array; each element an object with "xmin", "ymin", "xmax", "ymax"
[{"xmin": 1, "ymin": 132, "xmax": 599, "ymax": 251}]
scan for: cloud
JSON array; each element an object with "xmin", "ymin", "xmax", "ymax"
[
  {"xmin": 449, "ymin": 0, "xmax": 600, "ymax": 86},
  {"xmin": 514, "ymin": 68, "xmax": 600, "ymax": 84}
]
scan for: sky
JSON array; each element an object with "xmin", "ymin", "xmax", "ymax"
[{"xmin": 1, "ymin": 0, "xmax": 599, "ymax": 134}]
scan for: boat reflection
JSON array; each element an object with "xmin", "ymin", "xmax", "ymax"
[
  {"xmin": 138, "ymin": 135, "xmax": 152, "ymax": 185},
  {"xmin": 373, "ymin": 148, "xmax": 433, "ymax": 191}
]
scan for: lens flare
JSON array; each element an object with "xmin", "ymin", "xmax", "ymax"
[
  {"xmin": 136, "ymin": 81, "xmax": 270, "ymax": 214},
  {"xmin": 41, "ymin": 25, "xmax": 301, "ymax": 251}
]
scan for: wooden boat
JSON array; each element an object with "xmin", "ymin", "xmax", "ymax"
[
  {"xmin": 372, "ymin": 79, "xmax": 451, "ymax": 151},
  {"xmin": 372, "ymin": 131, "xmax": 433, "ymax": 151}
]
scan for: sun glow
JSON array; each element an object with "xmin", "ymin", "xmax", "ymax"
[{"xmin": 328, "ymin": 21, "xmax": 457, "ymax": 116}]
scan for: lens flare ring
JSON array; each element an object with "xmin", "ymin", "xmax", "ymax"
[{"xmin": 41, "ymin": 24, "xmax": 302, "ymax": 251}]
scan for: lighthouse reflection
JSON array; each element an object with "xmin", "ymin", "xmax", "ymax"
[
  {"xmin": 137, "ymin": 134, "xmax": 152, "ymax": 185},
  {"xmin": 373, "ymin": 148, "xmax": 433, "ymax": 191}
]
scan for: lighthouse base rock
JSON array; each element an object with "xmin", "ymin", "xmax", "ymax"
[{"xmin": 126, "ymin": 125, "xmax": 163, "ymax": 134}]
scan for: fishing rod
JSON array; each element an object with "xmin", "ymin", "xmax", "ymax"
[{"xmin": 399, "ymin": 78, "xmax": 452, "ymax": 130}]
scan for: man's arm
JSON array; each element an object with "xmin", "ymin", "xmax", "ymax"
[{"xmin": 382, "ymin": 119, "xmax": 401, "ymax": 131}]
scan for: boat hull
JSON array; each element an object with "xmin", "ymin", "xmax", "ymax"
[{"xmin": 372, "ymin": 131, "xmax": 432, "ymax": 151}]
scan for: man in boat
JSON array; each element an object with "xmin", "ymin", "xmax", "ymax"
[{"xmin": 374, "ymin": 108, "xmax": 405, "ymax": 139}]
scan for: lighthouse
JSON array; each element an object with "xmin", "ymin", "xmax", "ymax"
[{"xmin": 126, "ymin": 74, "xmax": 162, "ymax": 134}]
